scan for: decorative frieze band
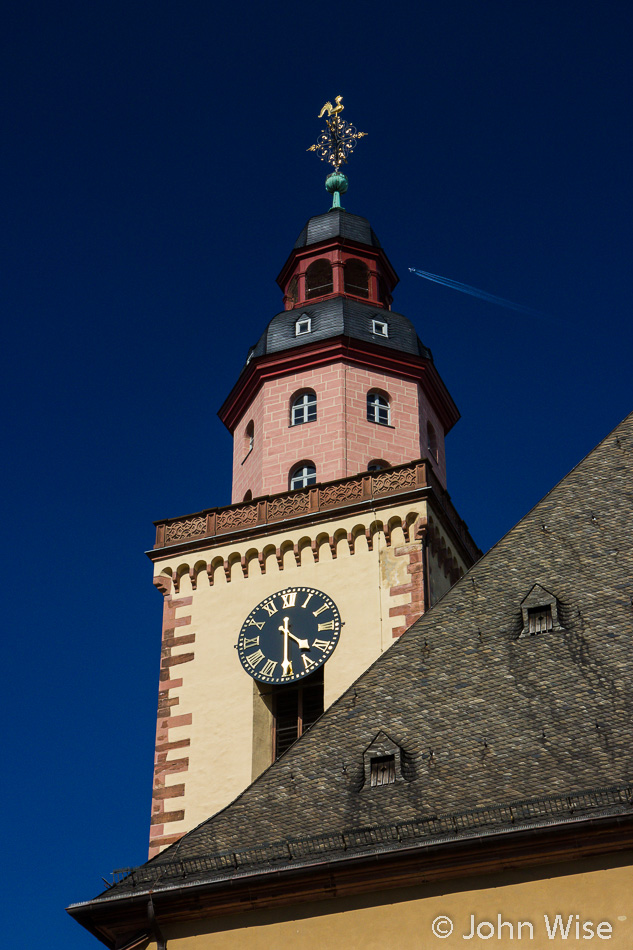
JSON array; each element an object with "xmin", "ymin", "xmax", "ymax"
[{"xmin": 154, "ymin": 459, "xmax": 478, "ymax": 565}]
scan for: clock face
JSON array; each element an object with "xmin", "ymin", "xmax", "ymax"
[{"xmin": 236, "ymin": 586, "xmax": 341, "ymax": 685}]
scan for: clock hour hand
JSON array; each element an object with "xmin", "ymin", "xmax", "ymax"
[{"xmin": 288, "ymin": 630, "xmax": 310, "ymax": 651}]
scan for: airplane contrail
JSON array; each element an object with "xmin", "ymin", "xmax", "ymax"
[{"xmin": 409, "ymin": 267, "xmax": 548, "ymax": 320}]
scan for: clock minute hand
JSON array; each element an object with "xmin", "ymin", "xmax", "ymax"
[{"xmin": 278, "ymin": 616, "xmax": 293, "ymax": 676}]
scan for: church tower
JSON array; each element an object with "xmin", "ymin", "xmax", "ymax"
[{"xmin": 147, "ymin": 104, "xmax": 480, "ymax": 858}]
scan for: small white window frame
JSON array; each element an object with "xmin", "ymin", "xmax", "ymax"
[
  {"xmin": 291, "ymin": 391, "xmax": 317, "ymax": 426},
  {"xmin": 372, "ymin": 319, "xmax": 388, "ymax": 338},
  {"xmin": 367, "ymin": 392, "xmax": 391, "ymax": 426},
  {"xmin": 290, "ymin": 463, "xmax": 317, "ymax": 491},
  {"xmin": 295, "ymin": 316, "xmax": 312, "ymax": 336}
]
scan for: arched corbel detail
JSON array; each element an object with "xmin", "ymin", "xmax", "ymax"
[
  {"xmin": 173, "ymin": 563, "xmax": 190, "ymax": 594},
  {"xmin": 293, "ymin": 543, "xmax": 301, "ymax": 567},
  {"xmin": 311, "ymin": 539, "xmax": 320, "ymax": 562},
  {"xmin": 243, "ymin": 548, "xmax": 260, "ymax": 578},
  {"xmin": 329, "ymin": 536, "xmax": 337, "ymax": 559},
  {"xmin": 413, "ymin": 514, "xmax": 428, "ymax": 540},
  {"xmin": 276, "ymin": 548, "xmax": 284, "ymax": 571},
  {"xmin": 153, "ymin": 573, "xmax": 172, "ymax": 597},
  {"xmin": 191, "ymin": 560, "xmax": 207, "ymax": 591}
]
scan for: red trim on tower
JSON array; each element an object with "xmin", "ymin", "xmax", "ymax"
[
  {"xmin": 276, "ymin": 236, "xmax": 399, "ymax": 299},
  {"xmin": 218, "ymin": 336, "xmax": 460, "ymax": 435}
]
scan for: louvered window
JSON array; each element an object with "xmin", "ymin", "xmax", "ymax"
[
  {"xmin": 527, "ymin": 605, "xmax": 553, "ymax": 635},
  {"xmin": 370, "ymin": 755, "xmax": 396, "ymax": 787},
  {"xmin": 273, "ymin": 671, "xmax": 324, "ymax": 759}
]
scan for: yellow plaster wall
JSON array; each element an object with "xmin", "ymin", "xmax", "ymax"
[
  {"xmin": 153, "ymin": 500, "xmax": 429, "ymax": 839},
  {"xmin": 160, "ymin": 856, "xmax": 633, "ymax": 949}
]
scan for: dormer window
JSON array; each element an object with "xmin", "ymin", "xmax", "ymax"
[
  {"xmin": 361, "ymin": 731, "xmax": 408, "ymax": 791},
  {"xmin": 295, "ymin": 315, "xmax": 311, "ymax": 336},
  {"xmin": 519, "ymin": 585, "xmax": 566, "ymax": 638},
  {"xmin": 372, "ymin": 319, "xmax": 388, "ymax": 338}
]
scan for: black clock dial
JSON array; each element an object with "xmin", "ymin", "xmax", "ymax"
[{"xmin": 236, "ymin": 586, "xmax": 341, "ymax": 685}]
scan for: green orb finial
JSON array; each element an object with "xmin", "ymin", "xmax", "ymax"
[{"xmin": 325, "ymin": 171, "xmax": 348, "ymax": 210}]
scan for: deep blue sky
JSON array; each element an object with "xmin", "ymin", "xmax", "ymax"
[{"xmin": 3, "ymin": 2, "xmax": 632, "ymax": 945}]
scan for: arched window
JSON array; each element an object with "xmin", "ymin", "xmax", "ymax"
[
  {"xmin": 427, "ymin": 422, "xmax": 438, "ymax": 461},
  {"xmin": 305, "ymin": 259, "xmax": 333, "ymax": 299},
  {"xmin": 367, "ymin": 391, "xmax": 390, "ymax": 426},
  {"xmin": 244, "ymin": 420, "xmax": 254, "ymax": 457},
  {"xmin": 344, "ymin": 258, "xmax": 369, "ymax": 297},
  {"xmin": 243, "ymin": 489, "xmax": 253, "ymax": 502},
  {"xmin": 286, "ymin": 275, "xmax": 298, "ymax": 307},
  {"xmin": 290, "ymin": 462, "xmax": 317, "ymax": 491},
  {"xmin": 367, "ymin": 459, "xmax": 389, "ymax": 471},
  {"xmin": 290, "ymin": 390, "xmax": 317, "ymax": 426}
]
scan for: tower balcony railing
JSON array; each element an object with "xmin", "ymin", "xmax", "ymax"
[{"xmin": 153, "ymin": 458, "xmax": 478, "ymax": 560}]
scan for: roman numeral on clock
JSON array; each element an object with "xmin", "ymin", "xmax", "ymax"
[
  {"xmin": 313, "ymin": 603, "xmax": 329, "ymax": 617},
  {"xmin": 242, "ymin": 636, "xmax": 260, "ymax": 650},
  {"xmin": 302, "ymin": 655, "xmax": 317, "ymax": 672},
  {"xmin": 281, "ymin": 591, "xmax": 297, "ymax": 608},
  {"xmin": 245, "ymin": 649, "xmax": 265, "ymax": 669},
  {"xmin": 246, "ymin": 618, "xmax": 265, "ymax": 631},
  {"xmin": 317, "ymin": 620, "xmax": 335, "ymax": 631},
  {"xmin": 311, "ymin": 639, "xmax": 331, "ymax": 653},
  {"xmin": 260, "ymin": 659, "xmax": 277, "ymax": 677},
  {"xmin": 261, "ymin": 601, "xmax": 278, "ymax": 617}
]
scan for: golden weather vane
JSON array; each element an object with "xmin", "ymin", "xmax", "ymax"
[{"xmin": 307, "ymin": 95, "xmax": 367, "ymax": 173}]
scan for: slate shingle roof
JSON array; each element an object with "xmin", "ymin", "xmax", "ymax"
[
  {"xmin": 292, "ymin": 209, "xmax": 382, "ymax": 250},
  {"xmin": 248, "ymin": 297, "xmax": 431, "ymax": 361},
  {"xmin": 106, "ymin": 411, "xmax": 633, "ymax": 894}
]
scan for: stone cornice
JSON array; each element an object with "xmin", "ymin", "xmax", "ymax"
[
  {"xmin": 217, "ymin": 335, "xmax": 460, "ymax": 435},
  {"xmin": 149, "ymin": 459, "xmax": 480, "ymax": 567}
]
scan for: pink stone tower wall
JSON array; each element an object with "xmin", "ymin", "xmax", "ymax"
[{"xmin": 231, "ymin": 361, "xmax": 447, "ymax": 503}]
